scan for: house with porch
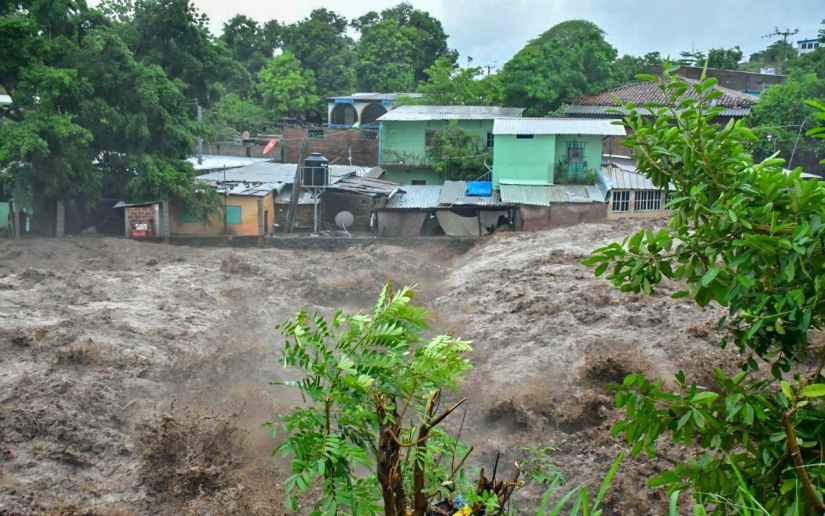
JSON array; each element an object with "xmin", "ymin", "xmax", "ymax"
[{"xmin": 377, "ymin": 105, "xmax": 525, "ymax": 185}]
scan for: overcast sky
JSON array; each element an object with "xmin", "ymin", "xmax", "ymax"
[{"xmin": 97, "ymin": 0, "xmax": 824, "ymax": 70}]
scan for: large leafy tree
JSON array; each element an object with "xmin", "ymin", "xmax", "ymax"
[
  {"xmin": 499, "ymin": 20, "xmax": 617, "ymax": 115},
  {"xmin": 751, "ymin": 72, "xmax": 825, "ymax": 174},
  {"xmin": 585, "ymin": 69, "xmax": 825, "ymax": 514},
  {"xmin": 257, "ymin": 51, "xmax": 319, "ymax": 121},
  {"xmin": 0, "ymin": 0, "xmax": 213, "ymax": 232},
  {"xmin": 219, "ymin": 15, "xmax": 278, "ymax": 74},
  {"xmin": 706, "ymin": 46, "xmax": 743, "ymax": 70},
  {"xmin": 610, "ymin": 52, "xmax": 662, "ymax": 87},
  {"xmin": 354, "ymin": 2, "xmax": 456, "ymax": 92},
  {"xmin": 746, "ymin": 40, "xmax": 798, "ymax": 73},
  {"xmin": 281, "ymin": 9, "xmax": 355, "ymax": 100},
  {"xmin": 426, "ymin": 122, "xmax": 490, "ymax": 181},
  {"xmin": 415, "ymin": 57, "xmax": 503, "ymax": 106}
]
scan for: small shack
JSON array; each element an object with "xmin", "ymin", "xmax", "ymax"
[
  {"xmin": 499, "ymin": 184, "xmax": 607, "ymax": 231},
  {"xmin": 115, "ymin": 201, "xmax": 169, "ymax": 239},
  {"xmin": 323, "ymin": 175, "xmax": 401, "ymax": 231},
  {"xmin": 375, "ymin": 185, "xmax": 442, "ymax": 237},
  {"xmin": 436, "ymin": 180, "xmax": 511, "ymax": 237},
  {"xmin": 170, "ymin": 183, "xmax": 275, "ymax": 237}
]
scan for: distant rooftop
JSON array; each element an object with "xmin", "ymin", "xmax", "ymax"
[
  {"xmin": 493, "ymin": 117, "xmax": 626, "ymax": 136},
  {"xmin": 0, "ymin": 94, "xmax": 11, "ymax": 107},
  {"xmin": 499, "ymin": 184, "xmax": 605, "ymax": 206},
  {"xmin": 197, "ymin": 162, "xmax": 372, "ymax": 185},
  {"xmin": 378, "ymin": 105, "xmax": 525, "ymax": 122},
  {"xmin": 328, "ymin": 92, "xmax": 424, "ymax": 102},
  {"xmin": 188, "ymin": 155, "xmax": 271, "ymax": 171},
  {"xmin": 571, "ymin": 77, "xmax": 757, "ymax": 110}
]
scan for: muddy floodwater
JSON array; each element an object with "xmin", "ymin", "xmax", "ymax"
[{"xmin": 0, "ymin": 221, "xmax": 737, "ymax": 514}]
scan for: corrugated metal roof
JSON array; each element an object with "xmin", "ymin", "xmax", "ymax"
[
  {"xmin": 598, "ymin": 157, "xmax": 676, "ymax": 191},
  {"xmin": 493, "ymin": 117, "xmax": 625, "ymax": 136},
  {"xmin": 500, "ymin": 184, "xmax": 606, "ymax": 205},
  {"xmin": 213, "ymin": 182, "xmax": 277, "ymax": 197},
  {"xmin": 188, "ymin": 155, "xmax": 271, "ymax": 171},
  {"xmin": 438, "ymin": 180, "xmax": 504, "ymax": 206},
  {"xmin": 563, "ymin": 104, "xmax": 751, "ymax": 118},
  {"xmin": 384, "ymin": 185, "xmax": 443, "ymax": 209},
  {"xmin": 327, "ymin": 176, "xmax": 401, "ymax": 197},
  {"xmin": 275, "ymin": 188, "xmax": 318, "ymax": 205},
  {"xmin": 378, "ymin": 105, "xmax": 524, "ymax": 121},
  {"xmin": 197, "ymin": 162, "xmax": 371, "ymax": 184}
]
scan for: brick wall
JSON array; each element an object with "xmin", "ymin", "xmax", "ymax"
[
  {"xmin": 282, "ymin": 127, "xmax": 378, "ymax": 166},
  {"xmin": 126, "ymin": 205, "xmax": 156, "ymax": 237}
]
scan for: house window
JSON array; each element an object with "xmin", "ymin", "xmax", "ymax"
[
  {"xmin": 486, "ymin": 132, "xmax": 494, "ymax": 148},
  {"xmin": 633, "ymin": 190, "xmax": 661, "ymax": 211},
  {"xmin": 308, "ymin": 128, "xmax": 324, "ymax": 139},
  {"xmin": 225, "ymin": 205, "xmax": 242, "ymax": 225},
  {"xmin": 425, "ymin": 129, "xmax": 437, "ymax": 147},
  {"xmin": 612, "ymin": 191, "xmax": 630, "ymax": 212},
  {"xmin": 516, "ymin": 134, "xmax": 534, "ymax": 139},
  {"xmin": 411, "ymin": 179, "xmax": 427, "ymax": 185}
]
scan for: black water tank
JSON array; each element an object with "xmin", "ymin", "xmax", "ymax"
[{"xmin": 303, "ymin": 153, "xmax": 329, "ymax": 187}]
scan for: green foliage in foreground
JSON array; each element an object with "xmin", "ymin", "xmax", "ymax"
[
  {"xmin": 272, "ymin": 284, "xmax": 474, "ymax": 515},
  {"xmin": 584, "ymin": 68, "xmax": 825, "ymax": 514}
]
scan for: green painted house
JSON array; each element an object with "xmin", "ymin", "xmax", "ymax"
[
  {"xmin": 378, "ymin": 105, "xmax": 524, "ymax": 185},
  {"xmin": 491, "ymin": 118, "xmax": 626, "ymax": 187}
]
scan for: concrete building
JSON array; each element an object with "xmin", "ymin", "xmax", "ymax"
[
  {"xmin": 798, "ymin": 38, "xmax": 822, "ymax": 54},
  {"xmin": 491, "ymin": 118, "xmax": 625, "ymax": 187},
  {"xmin": 327, "ymin": 93, "xmax": 423, "ymax": 128},
  {"xmin": 377, "ymin": 105, "xmax": 524, "ymax": 185}
]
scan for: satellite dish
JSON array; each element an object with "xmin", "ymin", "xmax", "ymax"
[{"xmin": 335, "ymin": 211, "xmax": 354, "ymax": 230}]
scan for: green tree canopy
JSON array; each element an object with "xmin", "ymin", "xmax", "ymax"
[
  {"xmin": 426, "ymin": 122, "xmax": 490, "ymax": 181},
  {"xmin": 219, "ymin": 15, "xmax": 278, "ymax": 74},
  {"xmin": 281, "ymin": 9, "xmax": 355, "ymax": 100},
  {"xmin": 751, "ymin": 72, "xmax": 825, "ymax": 174},
  {"xmin": 610, "ymin": 52, "xmax": 662, "ymax": 86},
  {"xmin": 747, "ymin": 40, "xmax": 798, "ymax": 73},
  {"xmin": 706, "ymin": 46, "xmax": 743, "ymax": 69},
  {"xmin": 499, "ymin": 20, "xmax": 617, "ymax": 115},
  {"xmin": 257, "ymin": 50, "xmax": 319, "ymax": 121},
  {"xmin": 415, "ymin": 57, "xmax": 503, "ymax": 105},
  {"xmin": 0, "ymin": 0, "xmax": 213, "ymax": 230},
  {"xmin": 354, "ymin": 2, "xmax": 455, "ymax": 92}
]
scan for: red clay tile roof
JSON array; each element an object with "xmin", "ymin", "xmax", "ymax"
[{"xmin": 572, "ymin": 77, "xmax": 757, "ymax": 109}]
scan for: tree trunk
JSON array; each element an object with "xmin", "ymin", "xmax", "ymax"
[{"xmin": 376, "ymin": 395, "xmax": 405, "ymax": 516}]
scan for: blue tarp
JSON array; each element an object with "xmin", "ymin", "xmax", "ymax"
[{"xmin": 465, "ymin": 181, "xmax": 492, "ymax": 197}]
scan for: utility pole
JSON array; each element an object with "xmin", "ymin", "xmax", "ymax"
[
  {"xmin": 196, "ymin": 103, "xmax": 204, "ymax": 165},
  {"xmin": 763, "ymin": 27, "xmax": 799, "ymax": 73}
]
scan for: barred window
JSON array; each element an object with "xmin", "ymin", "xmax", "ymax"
[
  {"xmin": 612, "ymin": 190, "xmax": 630, "ymax": 212},
  {"xmin": 634, "ymin": 190, "xmax": 661, "ymax": 211}
]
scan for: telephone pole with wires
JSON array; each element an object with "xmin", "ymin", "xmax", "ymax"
[{"xmin": 763, "ymin": 27, "xmax": 799, "ymax": 73}]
